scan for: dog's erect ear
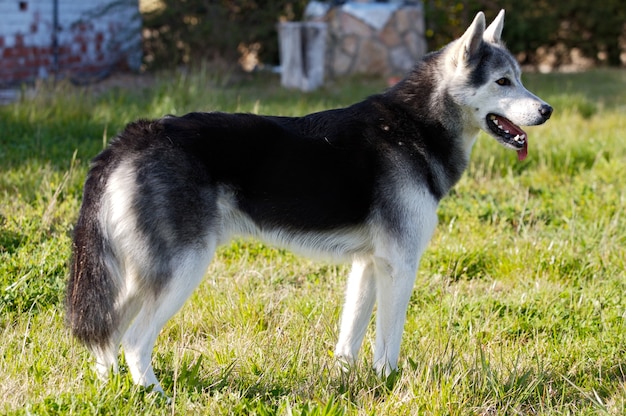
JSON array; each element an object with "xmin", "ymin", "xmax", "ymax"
[
  {"xmin": 456, "ymin": 11, "xmax": 486, "ymax": 67},
  {"xmin": 483, "ymin": 9, "xmax": 505, "ymax": 44}
]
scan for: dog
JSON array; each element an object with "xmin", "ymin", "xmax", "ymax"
[{"xmin": 66, "ymin": 10, "xmax": 552, "ymax": 393}]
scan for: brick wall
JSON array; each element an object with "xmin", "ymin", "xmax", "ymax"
[{"xmin": 0, "ymin": 0, "xmax": 142, "ymax": 86}]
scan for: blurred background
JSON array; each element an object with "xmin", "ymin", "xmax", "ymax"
[{"xmin": 1, "ymin": 0, "xmax": 625, "ymax": 89}]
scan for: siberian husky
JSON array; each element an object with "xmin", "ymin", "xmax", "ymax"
[{"xmin": 67, "ymin": 10, "xmax": 552, "ymax": 393}]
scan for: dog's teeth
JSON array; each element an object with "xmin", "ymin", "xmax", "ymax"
[
  {"xmin": 490, "ymin": 115, "xmax": 497, "ymax": 120},
  {"xmin": 505, "ymin": 130, "xmax": 510, "ymax": 134}
]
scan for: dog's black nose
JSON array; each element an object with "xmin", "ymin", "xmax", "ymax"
[{"xmin": 540, "ymin": 104, "xmax": 553, "ymax": 120}]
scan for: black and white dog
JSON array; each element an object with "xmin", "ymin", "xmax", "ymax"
[{"xmin": 67, "ymin": 10, "xmax": 552, "ymax": 393}]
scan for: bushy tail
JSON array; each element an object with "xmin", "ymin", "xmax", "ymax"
[{"xmin": 66, "ymin": 154, "xmax": 119, "ymax": 349}]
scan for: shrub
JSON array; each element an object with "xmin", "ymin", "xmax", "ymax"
[
  {"xmin": 424, "ymin": 0, "xmax": 626, "ymax": 67},
  {"xmin": 142, "ymin": 0, "xmax": 307, "ymax": 70}
]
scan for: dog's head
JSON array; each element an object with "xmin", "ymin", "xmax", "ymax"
[{"xmin": 446, "ymin": 10, "xmax": 553, "ymax": 161}]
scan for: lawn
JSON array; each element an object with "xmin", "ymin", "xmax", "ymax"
[{"xmin": 1, "ymin": 68, "xmax": 625, "ymax": 415}]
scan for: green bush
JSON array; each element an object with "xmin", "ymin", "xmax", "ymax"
[
  {"xmin": 425, "ymin": 0, "xmax": 626, "ymax": 67},
  {"xmin": 142, "ymin": 0, "xmax": 308, "ymax": 70}
]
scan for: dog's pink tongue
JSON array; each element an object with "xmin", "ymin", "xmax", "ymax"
[
  {"xmin": 517, "ymin": 141, "xmax": 528, "ymax": 161},
  {"xmin": 500, "ymin": 118, "xmax": 528, "ymax": 162}
]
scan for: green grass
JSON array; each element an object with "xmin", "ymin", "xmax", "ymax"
[{"xmin": 1, "ymin": 68, "xmax": 625, "ymax": 415}]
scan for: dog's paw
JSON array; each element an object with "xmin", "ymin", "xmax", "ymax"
[{"xmin": 332, "ymin": 350, "xmax": 356, "ymax": 374}]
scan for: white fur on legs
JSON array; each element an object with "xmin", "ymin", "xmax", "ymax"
[
  {"xmin": 91, "ymin": 299, "xmax": 144, "ymax": 382},
  {"xmin": 92, "ymin": 343, "xmax": 120, "ymax": 381},
  {"xmin": 122, "ymin": 306, "xmax": 164, "ymax": 392},
  {"xmin": 372, "ymin": 258, "xmax": 418, "ymax": 377},
  {"xmin": 334, "ymin": 257, "xmax": 376, "ymax": 367},
  {"xmin": 121, "ymin": 247, "xmax": 214, "ymax": 393}
]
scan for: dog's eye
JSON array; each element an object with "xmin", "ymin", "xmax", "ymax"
[{"xmin": 496, "ymin": 78, "xmax": 511, "ymax": 86}]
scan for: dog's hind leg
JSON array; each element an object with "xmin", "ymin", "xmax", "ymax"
[
  {"xmin": 334, "ymin": 257, "xmax": 377, "ymax": 368},
  {"xmin": 92, "ymin": 344, "xmax": 120, "ymax": 382},
  {"xmin": 91, "ymin": 297, "xmax": 142, "ymax": 382},
  {"xmin": 121, "ymin": 245, "xmax": 214, "ymax": 393},
  {"xmin": 90, "ymin": 284, "xmax": 148, "ymax": 382}
]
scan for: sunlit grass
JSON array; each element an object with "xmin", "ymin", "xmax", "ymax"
[{"xmin": 1, "ymin": 68, "xmax": 625, "ymax": 414}]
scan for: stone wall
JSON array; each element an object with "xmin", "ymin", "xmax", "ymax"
[{"xmin": 306, "ymin": 1, "xmax": 426, "ymax": 77}]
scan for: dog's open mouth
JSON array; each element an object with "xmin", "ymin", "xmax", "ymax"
[{"xmin": 486, "ymin": 114, "xmax": 528, "ymax": 161}]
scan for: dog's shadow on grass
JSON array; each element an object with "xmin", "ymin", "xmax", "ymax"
[
  {"xmin": 157, "ymin": 357, "xmax": 296, "ymax": 400},
  {"xmin": 154, "ymin": 355, "xmax": 401, "ymax": 403},
  {"xmin": 331, "ymin": 366, "xmax": 401, "ymax": 404},
  {"xmin": 148, "ymin": 353, "xmax": 626, "ymax": 411}
]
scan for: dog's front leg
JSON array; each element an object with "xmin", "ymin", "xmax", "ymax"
[
  {"xmin": 334, "ymin": 257, "xmax": 377, "ymax": 368},
  {"xmin": 372, "ymin": 256, "xmax": 418, "ymax": 377}
]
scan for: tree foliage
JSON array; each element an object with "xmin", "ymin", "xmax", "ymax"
[
  {"xmin": 142, "ymin": 0, "xmax": 307, "ymax": 70},
  {"xmin": 425, "ymin": 0, "xmax": 626, "ymax": 67}
]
